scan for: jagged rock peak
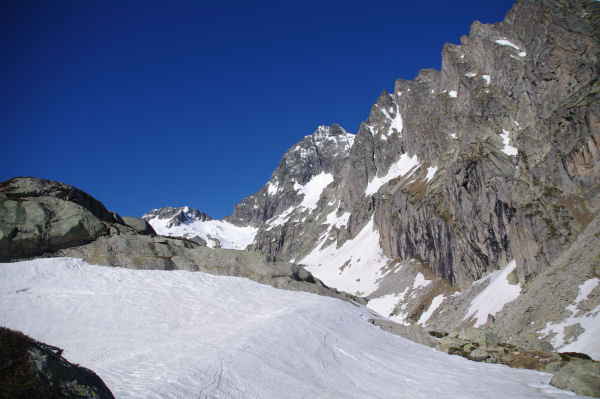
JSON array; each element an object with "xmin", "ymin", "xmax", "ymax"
[
  {"xmin": 278, "ymin": 123, "xmax": 354, "ymax": 181},
  {"xmin": 225, "ymin": 124, "xmax": 354, "ymax": 226},
  {"xmin": 142, "ymin": 206, "xmax": 212, "ymax": 228},
  {"xmin": 310, "ymin": 123, "xmax": 352, "ymax": 139}
]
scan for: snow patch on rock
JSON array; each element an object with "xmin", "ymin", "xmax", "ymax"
[
  {"xmin": 463, "ymin": 260, "xmax": 521, "ymax": 328},
  {"xmin": 500, "ymin": 129, "xmax": 518, "ymax": 156},
  {"xmin": 265, "ymin": 206, "xmax": 295, "ymax": 231},
  {"xmin": 294, "ymin": 172, "xmax": 334, "ymax": 211},
  {"xmin": 418, "ymin": 294, "xmax": 446, "ymax": 326},
  {"xmin": 540, "ymin": 278, "xmax": 600, "ymax": 360},
  {"xmin": 365, "ymin": 153, "xmax": 420, "ymax": 196},
  {"xmin": 425, "ymin": 166, "xmax": 438, "ymax": 182},
  {"xmin": 495, "ymin": 38, "xmax": 521, "ymax": 50}
]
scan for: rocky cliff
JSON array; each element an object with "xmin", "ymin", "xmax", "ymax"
[{"xmin": 234, "ymin": 0, "xmax": 600, "ymax": 288}]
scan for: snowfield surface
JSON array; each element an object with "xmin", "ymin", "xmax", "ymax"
[
  {"xmin": 0, "ymin": 258, "xmax": 577, "ymax": 399},
  {"xmin": 301, "ymin": 218, "xmax": 392, "ymax": 296},
  {"xmin": 147, "ymin": 217, "xmax": 257, "ymax": 250},
  {"xmin": 464, "ymin": 260, "xmax": 521, "ymax": 328}
]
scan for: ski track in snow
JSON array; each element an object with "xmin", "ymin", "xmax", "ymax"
[{"xmin": 0, "ymin": 258, "xmax": 578, "ymax": 399}]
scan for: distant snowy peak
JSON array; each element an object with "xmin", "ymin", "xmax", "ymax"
[
  {"xmin": 142, "ymin": 206, "xmax": 211, "ymax": 228},
  {"xmin": 142, "ymin": 206, "xmax": 257, "ymax": 250}
]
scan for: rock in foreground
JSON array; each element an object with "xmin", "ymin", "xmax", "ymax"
[{"xmin": 0, "ymin": 326, "xmax": 114, "ymax": 399}]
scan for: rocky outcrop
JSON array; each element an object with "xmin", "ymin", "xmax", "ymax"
[
  {"xmin": 0, "ymin": 181, "xmax": 110, "ymax": 261},
  {"xmin": 0, "ymin": 177, "xmax": 122, "ymax": 224},
  {"xmin": 0, "ymin": 326, "xmax": 115, "ymax": 399},
  {"xmin": 0, "ymin": 177, "xmax": 155, "ymax": 262},
  {"xmin": 54, "ymin": 234, "xmax": 363, "ymax": 304},
  {"xmin": 368, "ymin": 319, "xmax": 438, "ymax": 348},
  {"xmin": 434, "ymin": 327, "xmax": 600, "ymax": 397},
  {"xmin": 550, "ymin": 358, "xmax": 600, "ymax": 398},
  {"xmin": 121, "ymin": 216, "xmax": 156, "ymax": 236}
]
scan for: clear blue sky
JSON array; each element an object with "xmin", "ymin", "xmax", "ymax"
[{"xmin": 1, "ymin": 0, "xmax": 515, "ymax": 219}]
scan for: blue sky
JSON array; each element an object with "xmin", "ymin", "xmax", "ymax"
[{"xmin": 1, "ymin": 0, "xmax": 515, "ymax": 219}]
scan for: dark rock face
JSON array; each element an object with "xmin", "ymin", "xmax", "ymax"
[
  {"xmin": 0, "ymin": 327, "xmax": 115, "ymax": 399},
  {"xmin": 356, "ymin": 0, "xmax": 600, "ymax": 287}
]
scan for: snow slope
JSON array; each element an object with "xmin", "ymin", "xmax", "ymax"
[
  {"xmin": 0, "ymin": 258, "xmax": 577, "ymax": 399},
  {"xmin": 148, "ymin": 216, "xmax": 257, "ymax": 250},
  {"xmin": 463, "ymin": 260, "xmax": 521, "ymax": 328},
  {"xmin": 301, "ymin": 218, "xmax": 392, "ymax": 296},
  {"xmin": 293, "ymin": 171, "xmax": 334, "ymax": 211}
]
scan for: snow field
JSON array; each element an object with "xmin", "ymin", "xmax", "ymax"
[
  {"xmin": 463, "ymin": 260, "xmax": 521, "ymax": 327},
  {"xmin": 301, "ymin": 218, "xmax": 392, "ymax": 296},
  {"xmin": 148, "ymin": 217, "xmax": 257, "ymax": 250},
  {"xmin": 0, "ymin": 258, "xmax": 577, "ymax": 399}
]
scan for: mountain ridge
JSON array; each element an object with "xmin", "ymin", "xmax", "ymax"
[{"xmin": 144, "ymin": 0, "xmax": 600, "ymax": 361}]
